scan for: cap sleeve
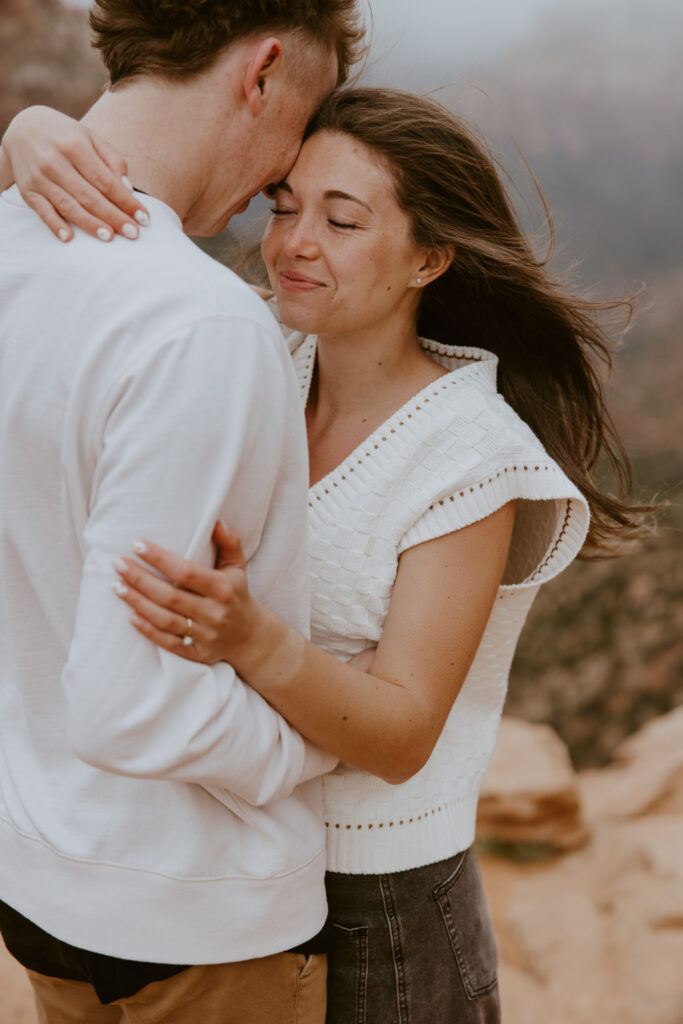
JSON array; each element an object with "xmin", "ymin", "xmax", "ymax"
[{"xmin": 397, "ymin": 402, "xmax": 590, "ymax": 588}]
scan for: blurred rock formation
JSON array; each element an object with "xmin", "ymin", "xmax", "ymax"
[
  {"xmin": 478, "ymin": 713, "xmax": 683, "ymax": 1024},
  {"xmin": 0, "ymin": 0, "xmax": 105, "ymax": 136}
]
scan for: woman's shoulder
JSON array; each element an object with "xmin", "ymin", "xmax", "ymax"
[
  {"xmin": 397, "ymin": 345, "xmax": 590, "ymax": 582},
  {"xmin": 411, "ymin": 342, "xmax": 546, "ymax": 462}
]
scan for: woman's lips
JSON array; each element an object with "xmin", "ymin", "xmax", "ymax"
[{"xmin": 279, "ymin": 270, "xmax": 325, "ymax": 293}]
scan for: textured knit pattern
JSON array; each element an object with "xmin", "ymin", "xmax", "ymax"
[{"xmin": 289, "ymin": 330, "xmax": 590, "ymax": 874}]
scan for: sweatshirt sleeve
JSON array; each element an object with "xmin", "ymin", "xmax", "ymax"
[{"xmin": 62, "ymin": 316, "xmax": 336, "ymax": 805}]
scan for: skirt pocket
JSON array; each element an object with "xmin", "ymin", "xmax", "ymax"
[{"xmin": 432, "ymin": 849, "xmax": 498, "ymax": 1000}]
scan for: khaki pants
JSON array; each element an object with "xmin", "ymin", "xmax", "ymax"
[{"xmin": 27, "ymin": 952, "xmax": 326, "ymax": 1024}]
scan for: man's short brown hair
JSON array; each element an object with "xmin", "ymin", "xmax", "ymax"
[{"xmin": 90, "ymin": 0, "xmax": 365, "ymax": 88}]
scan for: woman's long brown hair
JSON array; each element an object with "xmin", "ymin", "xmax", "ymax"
[{"xmin": 308, "ymin": 87, "xmax": 647, "ymax": 555}]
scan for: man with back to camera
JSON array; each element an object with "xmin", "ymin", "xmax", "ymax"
[{"xmin": 0, "ymin": 2, "xmax": 364, "ymax": 1020}]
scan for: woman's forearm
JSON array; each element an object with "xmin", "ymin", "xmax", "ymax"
[
  {"xmin": 232, "ymin": 605, "xmax": 434, "ymax": 785},
  {"xmin": 111, "ymin": 510, "xmax": 514, "ymax": 786},
  {"xmin": 0, "ymin": 146, "xmax": 13, "ymax": 192}
]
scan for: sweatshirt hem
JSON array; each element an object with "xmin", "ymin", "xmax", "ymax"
[{"xmin": 0, "ymin": 818, "xmax": 328, "ymax": 964}]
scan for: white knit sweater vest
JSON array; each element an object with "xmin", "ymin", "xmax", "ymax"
[{"xmin": 288, "ymin": 327, "xmax": 590, "ymax": 874}]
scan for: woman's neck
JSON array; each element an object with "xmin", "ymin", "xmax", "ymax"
[
  {"xmin": 304, "ymin": 316, "xmax": 448, "ymax": 487},
  {"xmin": 311, "ymin": 320, "xmax": 437, "ymax": 422}
]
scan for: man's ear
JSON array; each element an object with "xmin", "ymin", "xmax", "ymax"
[{"xmin": 243, "ymin": 37, "xmax": 285, "ymax": 116}]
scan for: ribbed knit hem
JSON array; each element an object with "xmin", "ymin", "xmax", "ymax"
[
  {"xmin": 323, "ymin": 792, "xmax": 479, "ymax": 874},
  {"xmin": 0, "ymin": 816, "xmax": 328, "ymax": 964}
]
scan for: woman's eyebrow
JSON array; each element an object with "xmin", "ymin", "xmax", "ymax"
[
  {"xmin": 323, "ymin": 189, "xmax": 372, "ymax": 212},
  {"xmin": 275, "ymin": 182, "xmax": 373, "ymax": 213}
]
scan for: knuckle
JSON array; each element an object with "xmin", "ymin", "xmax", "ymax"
[
  {"xmin": 74, "ymin": 185, "xmax": 95, "ymax": 209},
  {"xmin": 63, "ymin": 137, "xmax": 85, "ymax": 161},
  {"xmin": 29, "ymin": 165, "xmax": 49, "ymax": 187},
  {"xmin": 91, "ymin": 171, "xmax": 114, "ymax": 195},
  {"xmin": 166, "ymin": 590, "xmax": 183, "ymax": 613},
  {"xmin": 53, "ymin": 194, "xmax": 77, "ymax": 218},
  {"xmin": 163, "ymin": 613, "xmax": 177, "ymax": 632},
  {"xmin": 183, "ymin": 568, "xmax": 199, "ymax": 589},
  {"xmin": 207, "ymin": 608, "xmax": 223, "ymax": 629}
]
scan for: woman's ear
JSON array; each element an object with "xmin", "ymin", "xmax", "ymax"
[
  {"xmin": 414, "ymin": 245, "xmax": 455, "ymax": 289},
  {"xmin": 243, "ymin": 37, "xmax": 285, "ymax": 116}
]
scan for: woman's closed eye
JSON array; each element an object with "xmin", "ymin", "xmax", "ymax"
[
  {"xmin": 270, "ymin": 207, "xmax": 358, "ymax": 230},
  {"xmin": 328, "ymin": 219, "xmax": 359, "ymax": 230}
]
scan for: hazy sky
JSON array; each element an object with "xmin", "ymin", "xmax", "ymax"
[
  {"xmin": 360, "ymin": 0, "xmax": 563, "ymax": 82},
  {"xmin": 63, "ymin": 0, "xmax": 564, "ymax": 80}
]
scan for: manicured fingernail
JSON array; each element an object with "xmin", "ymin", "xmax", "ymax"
[
  {"xmin": 97, "ymin": 227, "xmax": 112, "ymax": 242},
  {"xmin": 121, "ymin": 175, "xmax": 133, "ymax": 191},
  {"xmin": 133, "ymin": 540, "xmax": 147, "ymax": 555},
  {"xmin": 112, "ymin": 557, "xmax": 128, "ymax": 574},
  {"xmin": 111, "ymin": 581, "xmax": 128, "ymax": 596},
  {"xmin": 134, "ymin": 210, "xmax": 150, "ymax": 227},
  {"xmin": 58, "ymin": 228, "xmax": 70, "ymax": 242},
  {"xmin": 121, "ymin": 222, "xmax": 139, "ymax": 239}
]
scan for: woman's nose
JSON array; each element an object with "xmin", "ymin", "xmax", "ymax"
[{"xmin": 282, "ymin": 219, "xmax": 318, "ymax": 260}]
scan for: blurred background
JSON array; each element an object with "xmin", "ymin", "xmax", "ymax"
[{"xmin": 1, "ymin": 2, "xmax": 682, "ymax": 1021}]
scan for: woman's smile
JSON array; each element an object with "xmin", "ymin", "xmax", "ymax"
[{"xmin": 278, "ymin": 269, "xmax": 327, "ymax": 292}]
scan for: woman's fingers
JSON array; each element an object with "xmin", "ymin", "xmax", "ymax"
[
  {"xmin": 113, "ymin": 556, "xmax": 204, "ymax": 618},
  {"xmin": 112, "ymin": 575, "xmax": 192, "ymax": 640},
  {"xmin": 20, "ymin": 190, "xmax": 73, "ymax": 243},
  {"xmin": 132, "ymin": 541, "xmax": 230, "ymax": 598},
  {"xmin": 129, "ymin": 611, "xmax": 200, "ymax": 662},
  {"xmin": 213, "ymin": 521, "xmax": 247, "ymax": 572},
  {"xmin": 29, "ymin": 176, "xmax": 118, "ymax": 242},
  {"xmin": 4, "ymin": 105, "xmax": 149, "ymax": 242},
  {"xmin": 71, "ymin": 132, "xmax": 150, "ymax": 237},
  {"xmin": 41, "ymin": 153, "xmax": 144, "ymax": 242}
]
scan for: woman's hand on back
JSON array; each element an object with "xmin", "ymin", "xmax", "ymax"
[
  {"xmin": 1, "ymin": 106, "xmax": 149, "ymax": 242},
  {"xmin": 112, "ymin": 521, "xmax": 377, "ymax": 675},
  {"xmin": 111, "ymin": 522, "xmax": 263, "ymax": 668}
]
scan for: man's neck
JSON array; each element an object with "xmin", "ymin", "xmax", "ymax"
[{"xmin": 81, "ymin": 80, "xmax": 215, "ymax": 229}]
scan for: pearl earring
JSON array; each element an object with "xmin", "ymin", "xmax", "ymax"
[{"xmin": 416, "ymin": 277, "xmax": 423, "ymax": 285}]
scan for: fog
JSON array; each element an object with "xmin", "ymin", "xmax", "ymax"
[
  {"xmin": 359, "ymin": 0, "xmax": 566, "ymax": 83},
  {"xmin": 62, "ymin": 0, "xmax": 566, "ymax": 78}
]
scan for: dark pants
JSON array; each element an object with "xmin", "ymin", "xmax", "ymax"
[{"xmin": 325, "ymin": 848, "xmax": 500, "ymax": 1024}]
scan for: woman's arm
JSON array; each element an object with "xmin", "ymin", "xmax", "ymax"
[
  {"xmin": 113, "ymin": 507, "xmax": 515, "ymax": 785},
  {"xmin": 0, "ymin": 146, "xmax": 13, "ymax": 192},
  {"xmin": 1, "ymin": 106, "xmax": 149, "ymax": 241}
]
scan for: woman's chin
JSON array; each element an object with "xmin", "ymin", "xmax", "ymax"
[{"xmin": 276, "ymin": 294, "xmax": 325, "ymax": 336}]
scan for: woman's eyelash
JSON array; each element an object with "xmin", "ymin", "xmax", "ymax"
[{"xmin": 269, "ymin": 209, "xmax": 358, "ymax": 230}]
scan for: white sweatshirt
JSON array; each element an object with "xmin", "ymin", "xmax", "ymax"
[{"xmin": 0, "ymin": 190, "xmax": 336, "ymax": 963}]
